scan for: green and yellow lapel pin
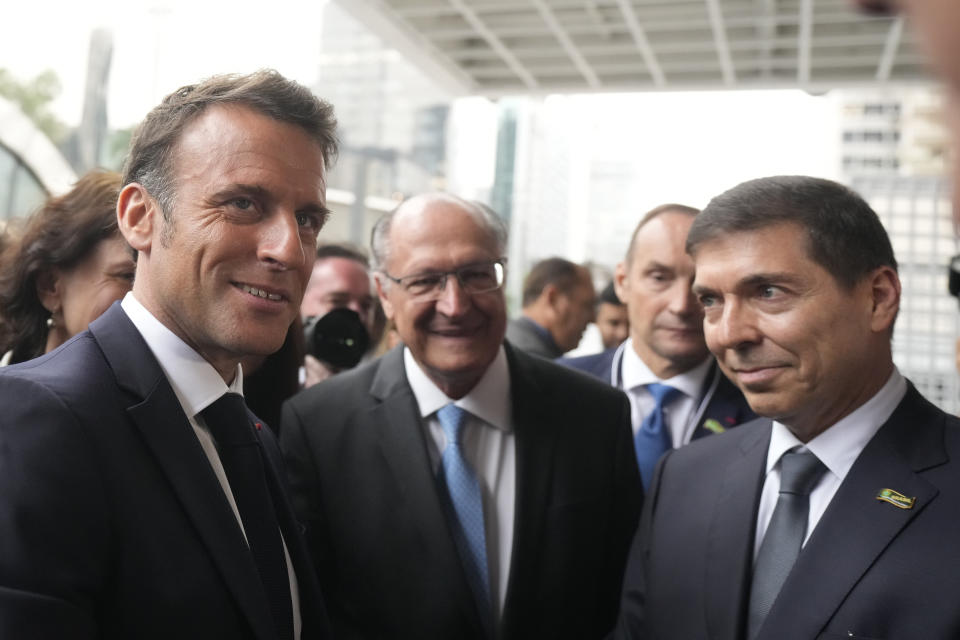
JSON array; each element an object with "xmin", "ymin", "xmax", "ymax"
[
  {"xmin": 702, "ymin": 419, "xmax": 725, "ymax": 435},
  {"xmin": 876, "ymin": 488, "xmax": 916, "ymax": 509}
]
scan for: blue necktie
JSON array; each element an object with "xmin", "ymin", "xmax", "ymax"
[
  {"xmin": 635, "ymin": 383, "xmax": 681, "ymax": 490},
  {"xmin": 436, "ymin": 404, "xmax": 491, "ymax": 625}
]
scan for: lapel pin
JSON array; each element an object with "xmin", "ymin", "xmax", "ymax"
[
  {"xmin": 876, "ymin": 488, "xmax": 915, "ymax": 509},
  {"xmin": 703, "ymin": 418, "xmax": 726, "ymax": 435}
]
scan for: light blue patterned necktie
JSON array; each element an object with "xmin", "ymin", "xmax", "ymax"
[
  {"xmin": 635, "ymin": 383, "xmax": 681, "ymax": 489},
  {"xmin": 436, "ymin": 403, "xmax": 491, "ymax": 625}
]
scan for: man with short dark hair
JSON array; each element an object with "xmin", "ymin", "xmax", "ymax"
[
  {"xmin": 300, "ymin": 242, "xmax": 376, "ymax": 385},
  {"xmin": 595, "ymin": 282, "xmax": 629, "ymax": 351},
  {"xmin": 281, "ymin": 192, "xmax": 641, "ymax": 640},
  {"xmin": 0, "ymin": 70, "xmax": 336, "ymax": 639},
  {"xmin": 505, "ymin": 257, "xmax": 595, "ymax": 359},
  {"xmin": 612, "ymin": 176, "xmax": 960, "ymax": 640},
  {"xmin": 561, "ymin": 203, "xmax": 754, "ymax": 488}
]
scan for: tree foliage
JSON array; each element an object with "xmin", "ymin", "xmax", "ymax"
[{"xmin": 0, "ymin": 68, "xmax": 66, "ymax": 142}]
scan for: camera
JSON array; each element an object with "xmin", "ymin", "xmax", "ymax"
[{"xmin": 303, "ymin": 308, "xmax": 370, "ymax": 371}]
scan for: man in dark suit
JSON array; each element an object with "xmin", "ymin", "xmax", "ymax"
[
  {"xmin": 613, "ymin": 176, "xmax": 960, "ymax": 639},
  {"xmin": 505, "ymin": 257, "xmax": 596, "ymax": 359},
  {"xmin": 0, "ymin": 71, "xmax": 337, "ymax": 639},
  {"xmin": 560, "ymin": 203, "xmax": 754, "ymax": 488},
  {"xmin": 281, "ymin": 193, "xmax": 642, "ymax": 640}
]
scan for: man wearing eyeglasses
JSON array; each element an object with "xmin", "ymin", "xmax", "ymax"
[{"xmin": 280, "ymin": 192, "xmax": 642, "ymax": 640}]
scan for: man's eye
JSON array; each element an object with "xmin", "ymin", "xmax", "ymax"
[
  {"xmin": 296, "ymin": 212, "xmax": 322, "ymax": 232},
  {"xmin": 698, "ymin": 294, "xmax": 716, "ymax": 307},
  {"xmin": 460, "ymin": 267, "xmax": 495, "ymax": 286},
  {"xmin": 405, "ymin": 275, "xmax": 443, "ymax": 293},
  {"xmin": 759, "ymin": 285, "xmax": 778, "ymax": 298},
  {"xmin": 232, "ymin": 197, "xmax": 254, "ymax": 210}
]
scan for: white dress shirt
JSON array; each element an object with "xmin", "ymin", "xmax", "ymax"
[
  {"xmin": 121, "ymin": 293, "xmax": 301, "ymax": 638},
  {"xmin": 753, "ymin": 368, "xmax": 907, "ymax": 559},
  {"xmin": 404, "ymin": 346, "xmax": 516, "ymax": 624},
  {"xmin": 619, "ymin": 338, "xmax": 714, "ymax": 447}
]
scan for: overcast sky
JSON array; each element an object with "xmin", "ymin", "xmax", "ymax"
[{"xmin": 3, "ymin": 0, "xmax": 328, "ymax": 127}]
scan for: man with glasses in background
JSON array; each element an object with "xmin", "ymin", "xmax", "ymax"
[{"xmin": 280, "ymin": 192, "xmax": 641, "ymax": 640}]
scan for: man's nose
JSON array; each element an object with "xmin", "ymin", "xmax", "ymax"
[
  {"xmin": 668, "ymin": 280, "xmax": 699, "ymax": 316},
  {"xmin": 708, "ymin": 299, "xmax": 762, "ymax": 352},
  {"xmin": 435, "ymin": 274, "xmax": 471, "ymax": 316},
  {"xmin": 259, "ymin": 211, "xmax": 306, "ymax": 270}
]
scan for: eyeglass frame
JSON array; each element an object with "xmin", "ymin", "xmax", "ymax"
[{"xmin": 378, "ymin": 258, "xmax": 508, "ymax": 301}]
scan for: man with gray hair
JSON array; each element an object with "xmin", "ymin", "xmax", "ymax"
[
  {"xmin": 0, "ymin": 70, "xmax": 336, "ymax": 639},
  {"xmin": 281, "ymin": 192, "xmax": 641, "ymax": 640}
]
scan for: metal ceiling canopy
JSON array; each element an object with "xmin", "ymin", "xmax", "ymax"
[{"xmin": 335, "ymin": 0, "xmax": 930, "ymax": 96}]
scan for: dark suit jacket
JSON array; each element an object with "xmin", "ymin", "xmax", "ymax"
[
  {"xmin": 559, "ymin": 347, "xmax": 756, "ymax": 442},
  {"xmin": 281, "ymin": 343, "xmax": 642, "ymax": 640},
  {"xmin": 0, "ymin": 303, "xmax": 330, "ymax": 640},
  {"xmin": 612, "ymin": 384, "xmax": 960, "ymax": 640},
  {"xmin": 505, "ymin": 316, "xmax": 563, "ymax": 359}
]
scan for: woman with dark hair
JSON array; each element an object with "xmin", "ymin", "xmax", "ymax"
[{"xmin": 0, "ymin": 170, "xmax": 135, "ymax": 365}]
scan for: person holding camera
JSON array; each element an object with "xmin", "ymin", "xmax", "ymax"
[{"xmin": 300, "ymin": 243, "xmax": 377, "ymax": 386}]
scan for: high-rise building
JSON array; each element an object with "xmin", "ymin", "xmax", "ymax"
[
  {"xmin": 839, "ymin": 89, "xmax": 958, "ymax": 413},
  {"xmin": 316, "ymin": 2, "xmax": 451, "ymax": 220}
]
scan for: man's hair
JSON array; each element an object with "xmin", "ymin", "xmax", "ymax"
[
  {"xmin": 316, "ymin": 242, "xmax": 369, "ymax": 268},
  {"xmin": 370, "ymin": 193, "xmax": 508, "ymax": 272},
  {"xmin": 122, "ymin": 69, "xmax": 338, "ymax": 219},
  {"xmin": 625, "ymin": 203, "xmax": 700, "ymax": 265},
  {"xmin": 686, "ymin": 175, "xmax": 897, "ymax": 289},
  {"xmin": 597, "ymin": 281, "xmax": 623, "ymax": 307},
  {"xmin": 521, "ymin": 257, "xmax": 589, "ymax": 308},
  {"xmin": 0, "ymin": 170, "xmax": 124, "ymax": 363}
]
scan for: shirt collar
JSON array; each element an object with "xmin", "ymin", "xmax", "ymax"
[
  {"xmin": 767, "ymin": 367, "xmax": 907, "ymax": 480},
  {"xmin": 404, "ymin": 344, "xmax": 512, "ymax": 432},
  {"xmin": 620, "ymin": 337, "xmax": 712, "ymax": 399},
  {"xmin": 121, "ymin": 292, "xmax": 243, "ymax": 418}
]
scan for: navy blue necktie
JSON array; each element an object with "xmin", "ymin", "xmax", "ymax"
[
  {"xmin": 635, "ymin": 383, "xmax": 681, "ymax": 489},
  {"xmin": 436, "ymin": 404, "xmax": 491, "ymax": 627},
  {"xmin": 202, "ymin": 393, "xmax": 293, "ymax": 640},
  {"xmin": 748, "ymin": 449, "xmax": 827, "ymax": 638}
]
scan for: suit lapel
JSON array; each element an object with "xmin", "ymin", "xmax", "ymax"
[
  {"xmin": 369, "ymin": 349, "xmax": 486, "ymax": 637},
  {"xmin": 90, "ymin": 304, "xmax": 279, "ymax": 640},
  {"xmin": 759, "ymin": 386, "xmax": 944, "ymax": 638},
  {"xmin": 704, "ymin": 420, "xmax": 770, "ymax": 640},
  {"xmin": 500, "ymin": 346, "xmax": 558, "ymax": 632},
  {"xmin": 692, "ymin": 363, "xmax": 755, "ymax": 441}
]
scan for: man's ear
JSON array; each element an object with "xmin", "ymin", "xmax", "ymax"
[
  {"xmin": 543, "ymin": 283, "xmax": 563, "ymax": 312},
  {"xmin": 35, "ymin": 269, "xmax": 62, "ymax": 314},
  {"xmin": 868, "ymin": 265, "xmax": 901, "ymax": 333},
  {"xmin": 373, "ymin": 274, "xmax": 395, "ymax": 319},
  {"xmin": 613, "ymin": 261, "xmax": 628, "ymax": 302},
  {"xmin": 117, "ymin": 183, "xmax": 158, "ymax": 254}
]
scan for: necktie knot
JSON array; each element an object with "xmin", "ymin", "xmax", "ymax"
[
  {"xmin": 646, "ymin": 383, "xmax": 680, "ymax": 408},
  {"xmin": 437, "ymin": 404, "xmax": 469, "ymax": 447},
  {"xmin": 201, "ymin": 393, "xmax": 256, "ymax": 448},
  {"xmin": 778, "ymin": 450, "xmax": 826, "ymax": 496},
  {"xmin": 634, "ymin": 383, "xmax": 680, "ymax": 490}
]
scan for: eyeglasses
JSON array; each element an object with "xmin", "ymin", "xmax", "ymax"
[{"xmin": 380, "ymin": 259, "xmax": 507, "ymax": 301}]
